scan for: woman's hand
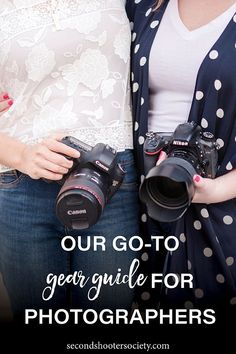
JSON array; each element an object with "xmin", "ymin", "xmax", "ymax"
[
  {"xmin": 192, "ymin": 175, "xmax": 218, "ymax": 204},
  {"xmin": 0, "ymin": 92, "xmax": 80, "ymax": 181},
  {"xmin": 192, "ymin": 170, "xmax": 236, "ymax": 204},
  {"xmin": 17, "ymin": 136, "xmax": 81, "ymax": 181},
  {"xmin": 156, "ymin": 150, "xmax": 167, "ymax": 165},
  {"xmin": 0, "ymin": 92, "xmax": 13, "ymax": 116},
  {"xmin": 155, "ymin": 150, "xmax": 236, "ymax": 204}
]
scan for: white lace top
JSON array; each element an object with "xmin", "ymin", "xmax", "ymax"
[{"xmin": 0, "ymin": 0, "xmax": 133, "ymax": 172}]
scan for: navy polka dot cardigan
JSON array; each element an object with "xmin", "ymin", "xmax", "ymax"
[{"xmin": 126, "ymin": 0, "xmax": 236, "ymax": 308}]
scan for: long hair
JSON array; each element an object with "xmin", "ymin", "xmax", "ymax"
[{"xmin": 153, "ymin": 0, "xmax": 165, "ymax": 10}]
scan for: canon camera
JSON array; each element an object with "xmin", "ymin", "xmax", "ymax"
[{"xmin": 56, "ymin": 136, "xmax": 125, "ymax": 230}]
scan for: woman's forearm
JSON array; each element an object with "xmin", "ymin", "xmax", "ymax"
[
  {"xmin": 0, "ymin": 133, "xmax": 25, "ymax": 170},
  {"xmin": 192, "ymin": 169, "xmax": 236, "ymax": 204},
  {"xmin": 213, "ymin": 169, "xmax": 236, "ymax": 202},
  {"xmin": 0, "ymin": 132, "xmax": 81, "ymax": 180}
]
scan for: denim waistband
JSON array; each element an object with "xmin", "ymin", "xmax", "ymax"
[{"xmin": 0, "ymin": 169, "xmax": 20, "ymax": 177}]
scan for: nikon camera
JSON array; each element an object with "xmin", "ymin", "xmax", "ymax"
[
  {"xmin": 56, "ymin": 136, "xmax": 125, "ymax": 230},
  {"xmin": 139, "ymin": 122, "xmax": 219, "ymax": 222}
]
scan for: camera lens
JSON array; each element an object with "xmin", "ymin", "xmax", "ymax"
[
  {"xmin": 147, "ymin": 176, "xmax": 188, "ymax": 208},
  {"xmin": 56, "ymin": 168, "xmax": 106, "ymax": 230},
  {"xmin": 139, "ymin": 157, "xmax": 196, "ymax": 222}
]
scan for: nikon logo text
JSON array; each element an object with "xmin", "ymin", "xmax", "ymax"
[
  {"xmin": 95, "ymin": 160, "xmax": 109, "ymax": 171},
  {"xmin": 67, "ymin": 209, "xmax": 87, "ymax": 215},
  {"xmin": 173, "ymin": 140, "xmax": 189, "ymax": 146}
]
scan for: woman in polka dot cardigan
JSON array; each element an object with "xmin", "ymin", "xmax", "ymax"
[{"xmin": 126, "ymin": 0, "xmax": 236, "ymax": 312}]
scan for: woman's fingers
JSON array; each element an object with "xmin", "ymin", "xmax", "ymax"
[
  {"xmin": 0, "ymin": 92, "xmax": 9, "ymax": 101},
  {"xmin": 42, "ymin": 137, "xmax": 81, "ymax": 159},
  {"xmin": 0, "ymin": 99, "xmax": 13, "ymax": 112},
  {"xmin": 31, "ymin": 167, "xmax": 64, "ymax": 181},
  {"xmin": 19, "ymin": 137, "xmax": 79, "ymax": 180},
  {"xmin": 156, "ymin": 150, "xmax": 167, "ymax": 166},
  {"xmin": 37, "ymin": 144, "xmax": 74, "ymax": 169},
  {"xmin": 37, "ymin": 158, "xmax": 69, "ymax": 175},
  {"xmin": 193, "ymin": 174, "xmax": 203, "ymax": 186},
  {"xmin": 0, "ymin": 92, "xmax": 14, "ymax": 115}
]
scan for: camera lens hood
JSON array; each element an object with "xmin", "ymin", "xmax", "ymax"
[{"xmin": 139, "ymin": 157, "xmax": 196, "ymax": 222}]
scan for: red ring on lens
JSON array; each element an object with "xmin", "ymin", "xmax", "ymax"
[{"xmin": 60, "ymin": 185, "xmax": 105, "ymax": 208}]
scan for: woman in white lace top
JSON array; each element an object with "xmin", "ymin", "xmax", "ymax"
[{"xmin": 0, "ymin": 0, "xmax": 139, "ymax": 320}]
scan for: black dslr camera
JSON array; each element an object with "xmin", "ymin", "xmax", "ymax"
[
  {"xmin": 139, "ymin": 122, "xmax": 219, "ymax": 222},
  {"xmin": 56, "ymin": 136, "xmax": 125, "ymax": 230}
]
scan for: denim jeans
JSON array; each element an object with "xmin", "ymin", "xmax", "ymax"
[{"xmin": 0, "ymin": 150, "xmax": 139, "ymax": 318}]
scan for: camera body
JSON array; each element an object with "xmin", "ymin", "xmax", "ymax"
[
  {"xmin": 56, "ymin": 136, "xmax": 125, "ymax": 230},
  {"xmin": 143, "ymin": 122, "xmax": 218, "ymax": 177},
  {"xmin": 140, "ymin": 122, "xmax": 218, "ymax": 222}
]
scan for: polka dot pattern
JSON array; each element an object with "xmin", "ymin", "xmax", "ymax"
[
  {"xmin": 141, "ymin": 252, "xmax": 149, "ymax": 261},
  {"xmin": 230, "ymin": 297, "xmax": 236, "ymax": 305},
  {"xmin": 196, "ymin": 91, "xmax": 204, "ymax": 100},
  {"xmin": 216, "ymin": 108, "xmax": 224, "ymax": 118},
  {"xmin": 150, "ymin": 20, "xmax": 159, "ymax": 29},
  {"xmin": 140, "ymin": 57, "xmax": 147, "ymax": 66},
  {"xmin": 132, "ymin": 32, "xmax": 136, "ymax": 42},
  {"xmin": 184, "ymin": 301, "xmax": 194, "ymax": 309},
  {"xmin": 193, "ymin": 220, "xmax": 202, "ymax": 230},
  {"xmin": 226, "ymin": 162, "xmax": 233, "ymax": 171},
  {"xmin": 180, "ymin": 233, "xmax": 186, "ymax": 243},
  {"xmin": 216, "ymin": 138, "xmax": 224, "ymax": 149},
  {"xmin": 203, "ymin": 248, "xmax": 213, "ymax": 257},
  {"xmin": 223, "ymin": 215, "xmax": 233, "ymax": 225},
  {"xmin": 133, "ymin": 82, "xmax": 139, "ymax": 93},
  {"xmin": 187, "ymin": 260, "xmax": 192, "ymax": 270},
  {"xmin": 127, "ymin": 0, "xmax": 236, "ymax": 308},
  {"xmin": 134, "ymin": 121, "xmax": 139, "ymax": 131},
  {"xmin": 138, "ymin": 136, "xmax": 145, "ymax": 145},
  {"xmin": 141, "ymin": 213, "xmax": 147, "ymax": 222},
  {"xmin": 214, "ymin": 80, "xmax": 222, "ymax": 90},
  {"xmin": 195, "ymin": 288, "xmax": 204, "ymax": 299},
  {"xmin": 209, "ymin": 50, "xmax": 219, "ymax": 59},
  {"xmin": 216, "ymin": 274, "xmax": 225, "ymax": 283},
  {"xmin": 201, "ymin": 118, "xmax": 208, "ymax": 128},
  {"xmin": 226, "ymin": 257, "xmax": 234, "ymax": 266},
  {"xmin": 145, "ymin": 8, "xmax": 152, "ymax": 17},
  {"xmin": 134, "ymin": 44, "xmax": 140, "ymax": 54},
  {"xmin": 201, "ymin": 208, "xmax": 209, "ymax": 218},
  {"xmin": 141, "ymin": 292, "xmax": 150, "ymax": 301},
  {"xmin": 131, "ymin": 302, "xmax": 139, "ymax": 310}
]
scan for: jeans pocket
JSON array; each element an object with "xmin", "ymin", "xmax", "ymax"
[{"xmin": 0, "ymin": 170, "xmax": 26, "ymax": 188}]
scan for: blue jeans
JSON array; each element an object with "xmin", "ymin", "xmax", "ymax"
[{"xmin": 0, "ymin": 150, "xmax": 139, "ymax": 318}]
